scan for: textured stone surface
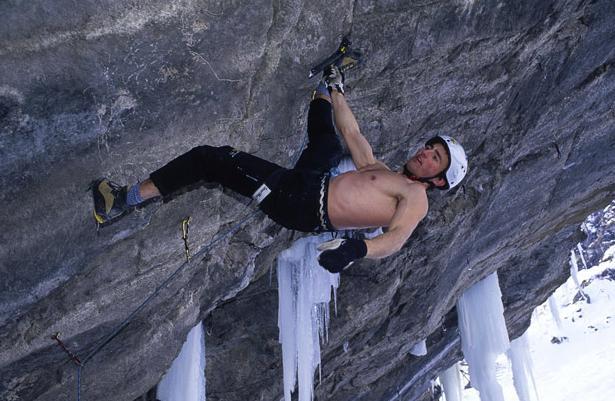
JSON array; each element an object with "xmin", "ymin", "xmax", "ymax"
[{"xmin": 1, "ymin": 1, "xmax": 614, "ymax": 401}]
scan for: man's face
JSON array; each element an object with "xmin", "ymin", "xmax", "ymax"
[{"xmin": 405, "ymin": 142, "xmax": 449, "ymax": 183}]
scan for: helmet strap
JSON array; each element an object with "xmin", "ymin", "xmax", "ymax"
[{"xmin": 402, "ymin": 165, "xmax": 437, "ymax": 189}]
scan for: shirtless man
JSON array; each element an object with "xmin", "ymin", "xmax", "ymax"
[{"xmin": 92, "ymin": 66, "xmax": 468, "ymax": 273}]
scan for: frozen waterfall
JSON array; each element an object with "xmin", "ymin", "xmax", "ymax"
[
  {"xmin": 507, "ymin": 331, "xmax": 539, "ymax": 401},
  {"xmin": 277, "ymin": 235, "xmax": 340, "ymax": 401},
  {"xmin": 457, "ymin": 272, "xmax": 510, "ymax": 401},
  {"xmin": 439, "ymin": 363, "xmax": 463, "ymax": 401},
  {"xmin": 157, "ymin": 321, "xmax": 206, "ymax": 401}
]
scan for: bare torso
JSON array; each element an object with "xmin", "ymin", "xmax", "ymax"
[{"xmin": 327, "ymin": 163, "xmax": 428, "ymax": 230}]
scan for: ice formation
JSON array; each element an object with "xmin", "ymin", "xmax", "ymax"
[
  {"xmin": 439, "ymin": 363, "xmax": 463, "ymax": 401},
  {"xmin": 569, "ymin": 250, "xmax": 581, "ymax": 288},
  {"xmin": 457, "ymin": 272, "xmax": 510, "ymax": 401},
  {"xmin": 576, "ymin": 243, "xmax": 588, "ymax": 269},
  {"xmin": 547, "ymin": 295, "xmax": 564, "ymax": 332},
  {"xmin": 157, "ymin": 321, "xmax": 206, "ymax": 401},
  {"xmin": 507, "ymin": 331, "xmax": 539, "ymax": 401},
  {"xmin": 331, "ymin": 156, "xmax": 358, "ymax": 175},
  {"xmin": 385, "ymin": 337, "xmax": 461, "ymax": 401},
  {"xmin": 410, "ymin": 339, "xmax": 427, "ymax": 356},
  {"xmin": 569, "ymin": 250, "xmax": 588, "ymax": 301},
  {"xmin": 277, "ymin": 235, "xmax": 340, "ymax": 401}
]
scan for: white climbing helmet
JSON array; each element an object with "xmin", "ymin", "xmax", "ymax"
[{"xmin": 426, "ymin": 135, "xmax": 468, "ymax": 190}]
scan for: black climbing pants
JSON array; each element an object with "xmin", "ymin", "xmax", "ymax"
[{"xmin": 149, "ymin": 98, "xmax": 343, "ymax": 232}]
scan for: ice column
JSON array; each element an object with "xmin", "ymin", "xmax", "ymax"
[
  {"xmin": 157, "ymin": 321, "xmax": 206, "ymax": 401},
  {"xmin": 277, "ymin": 235, "xmax": 340, "ymax": 401},
  {"xmin": 569, "ymin": 250, "xmax": 588, "ymax": 301},
  {"xmin": 569, "ymin": 250, "xmax": 581, "ymax": 288},
  {"xmin": 507, "ymin": 331, "xmax": 539, "ymax": 401},
  {"xmin": 457, "ymin": 272, "xmax": 510, "ymax": 401},
  {"xmin": 576, "ymin": 243, "xmax": 588, "ymax": 269},
  {"xmin": 439, "ymin": 363, "xmax": 463, "ymax": 401},
  {"xmin": 547, "ymin": 295, "xmax": 564, "ymax": 331}
]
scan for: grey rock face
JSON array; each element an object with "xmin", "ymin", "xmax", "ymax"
[{"xmin": 1, "ymin": 1, "xmax": 614, "ymax": 401}]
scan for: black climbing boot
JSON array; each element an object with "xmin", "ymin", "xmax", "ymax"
[{"xmin": 90, "ymin": 178, "xmax": 131, "ymax": 226}]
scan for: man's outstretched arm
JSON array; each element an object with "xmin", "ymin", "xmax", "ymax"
[
  {"xmin": 323, "ymin": 65, "xmax": 378, "ymax": 169},
  {"xmin": 330, "ymin": 91, "xmax": 377, "ymax": 169}
]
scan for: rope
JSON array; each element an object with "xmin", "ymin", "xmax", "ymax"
[
  {"xmin": 77, "ymin": 366, "xmax": 82, "ymax": 401},
  {"xmin": 68, "ymin": 127, "xmax": 310, "ymax": 400}
]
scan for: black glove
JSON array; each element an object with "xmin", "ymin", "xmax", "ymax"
[
  {"xmin": 317, "ymin": 238, "xmax": 367, "ymax": 273},
  {"xmin": 323, "ymin": 65, "xmax": 345, "ymax": 95}
]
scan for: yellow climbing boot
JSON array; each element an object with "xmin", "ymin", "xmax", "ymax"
[{"xmin": 90, "ymin": 178, "xmax": 131, "ymax": 226}]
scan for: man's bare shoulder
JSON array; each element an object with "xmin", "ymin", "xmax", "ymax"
[{"xmin": 400, "ymin": 180, "xmax": 429, "ymax": 217}]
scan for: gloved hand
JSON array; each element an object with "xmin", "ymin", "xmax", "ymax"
[
  {"xmin": 323, "ymin": 65, "xmax": 345, "ymax": 95},
  {"xmin": 317, "ymin": 238, "xmax": 367, "ymax": 273}
]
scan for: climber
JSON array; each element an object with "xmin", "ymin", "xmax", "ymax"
[{"xmin": 91, "ymin": 65, "xmax": 468, "ymax": 273}]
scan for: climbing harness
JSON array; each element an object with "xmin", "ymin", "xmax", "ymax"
[
  {"xmin": 181, "ymin": 217, "xmax": 191, "ymax": 262},
  {"xmin": 318, "ymin": 174, "xmax": 329, "ymax": 231}
]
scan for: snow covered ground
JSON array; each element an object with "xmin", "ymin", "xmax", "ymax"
[{"xmin": 461, "ymin": 246, "xmax": 615, "ymax": 401}]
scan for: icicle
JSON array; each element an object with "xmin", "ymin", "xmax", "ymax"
[
  {"xmin": 409, "ymin": 340, "xmax": 427, "ymax": 356},
  {"xmin": 569, "ymin": 250, "xmax": 588, "ymax": 301},
  {"xmin": 569, "ymin": 250, "xmax": 581, "ymax": 288},
  {"xmin": 507, "ymin": 331, "xmax": 540, "ymax": 401},
  {"xmin": 278, "ymin": 253, "xmax": 298, "ymax": 401},
  {"xmin": 157, "ymin": 322, "xmax": 206, "ymax": 401},
  {"xmin": 457, "ymin": 272, "xmax": 510, "ymax": 401},
  {"xmin": 547, "ymin": 295, "xmax": 563, "ymax": 332},
  {"xmin": 439, "ymin": 363, "xmax": 463, "ymax": 401},
  {"xmin": 385, "ymin": 337, "xmax": 461, "ymax": 401},
  {"xmin": 277, "ymin": 235, "xmax": 340, "ymax": 401},
  {"xmin": 576, "ymin": 243, "xmax": 588, "ymax": 269}
]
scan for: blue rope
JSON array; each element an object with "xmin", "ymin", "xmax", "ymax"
[{"xmin": 77, "ymin": 365, "xmax": 81, "ymax": 401}]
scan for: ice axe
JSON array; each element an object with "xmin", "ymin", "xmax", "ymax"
[{"xmin": 308, "ymin": 35, "xmax": 363, "ymax": 79}]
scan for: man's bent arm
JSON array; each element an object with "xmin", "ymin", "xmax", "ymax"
[
  {"xmin": 364, "ymin": 191, "xmax": 427, "ymax": 259},
  {"xmin": 331, "ymin": 91, "xmax": 377, "ymax": 169}
]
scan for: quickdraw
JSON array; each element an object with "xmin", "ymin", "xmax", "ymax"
[{"xmin": 181, "ymin": 217, "xmax": 191, "ymax": 262}]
